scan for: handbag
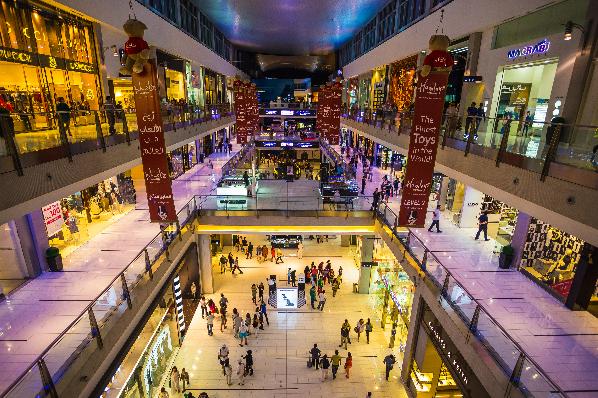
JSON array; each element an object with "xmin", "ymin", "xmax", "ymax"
[{"xmin": 307, "ymin": 359, "xmax": 313, "ymax": 368}]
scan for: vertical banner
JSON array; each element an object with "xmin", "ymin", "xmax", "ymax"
[
  {"xmin": 328, "ymin": 81, "xmax": 342, "ymax": 145},
  {"xmin": 233, "ymin": 80, "xmax": 249, "ymax": 144},
  {"xmin": 133, "ymin": 60, "xmax": 177, "ymax": 222},
  {"xmin": 398, "ymin": 72, "xmax": 449, "ymax": 227},
  {"xmin": 317, "ymin": 85, "xmax": 329, "ymax": 139}
]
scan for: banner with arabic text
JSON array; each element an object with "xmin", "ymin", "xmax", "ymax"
[
  {"xmin": 398, "ymin": 72, "xmax": 449, "ymax": 227},
  {"xmin": 132, "ymin": 60, "xmax": 177, "ymax": 223}
]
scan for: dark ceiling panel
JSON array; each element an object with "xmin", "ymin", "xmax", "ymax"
[{"xmin": 197, "ymin": 0, "xmax": 389, "ymax": 55}]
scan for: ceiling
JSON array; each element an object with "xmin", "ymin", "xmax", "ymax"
[{"xmin": 197, "ymin": 0, "xmax": 390, "ymax": 55}]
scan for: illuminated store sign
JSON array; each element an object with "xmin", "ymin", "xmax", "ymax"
[
  {"xmin": 265, "ymin": 109, "xmax": 278, "ymax": 115},
  {"xmin": 0, "ymin": 46, "xmax": 97, "ymax": 74},
  {"xmin": 280, "ymin": 110, "xmax": 294, "ymax": 116},
  {"xmin": 507, "ymin": 39, "xmax": 550, "ymax": 60},
  {"xmin": 280, "ymin": 142, "xmax": 294, "ymax": 147}
]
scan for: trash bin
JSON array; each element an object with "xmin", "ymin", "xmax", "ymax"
[{"xmin": 45, "ymin": 246, "xmax": 63, "ymax": 272}]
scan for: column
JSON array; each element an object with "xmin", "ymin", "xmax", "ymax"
[
  {"xmin": 340, "ymin": 235, "xmax": 351, "ymax": 247},
  {"xmin": 458, "ymin": 186, "xmax": 484, "ymax": 228},
  {"xmin": 437, "ymin": 176, "xmax": 449, "ymax": 211},
  {"xmin": 510, "ymin": 212, "xmax": 532, "ymax": 270},
  {"xmin": 14, "ymin": 210, "xmax": 48, "ymax": 275},
  {"xmin": 357, "ymin": 235, "xmax": 375, "ymax": 294},
  {"xmin": 196, "ymin": 234, "xmax": 214, "ymax": 294},
  {"xmin": 566, "ymin": 244, "xmax": 598, "ymax": 310}
]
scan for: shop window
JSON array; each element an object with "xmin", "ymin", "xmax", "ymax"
[
  {"xmin": 388, "ymin": 55, "xmax": 417, "ymax": 111},
  {"xmin": 520, "ymin": 218, "xmax": 585, "ymax": 301}
]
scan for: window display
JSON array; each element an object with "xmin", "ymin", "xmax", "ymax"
[
  {"xmin": 45, "ymin": 172, "xmax": 137, "ymax": 260},
  {"xmin": 520, "ymin": 218, "xmax": 585, "ymax": 300}
]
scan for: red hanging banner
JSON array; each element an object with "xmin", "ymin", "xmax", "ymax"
[
  {"xmin": 132, "ymin": 59, "xmax": 177, "ymax": 222},
  {"xmin": 328, "ymin": 81, "xmax": 342, "ymax": 145},
  {"xmin": 233, "ymin": 80, "xmax": 250, "ymax": 144},
  {"xmin": 398, "ymin": 72, "xmax": 449, "ymax": 227}
]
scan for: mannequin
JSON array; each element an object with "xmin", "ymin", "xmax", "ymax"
[{"xmin": 544, "ymin": 249, "xmax": 576, "ymax": 283}]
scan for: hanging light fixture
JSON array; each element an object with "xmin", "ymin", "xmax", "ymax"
[{"xmin": 563, "ymin": 20, "xmax": 584, "ymax": 41}]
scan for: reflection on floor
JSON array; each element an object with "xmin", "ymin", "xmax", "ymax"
[{"xmin": 166, "ymin": 236, "xmax": 409, "ymax": 398}]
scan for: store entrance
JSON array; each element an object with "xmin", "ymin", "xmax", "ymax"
[{"xmin": 490, "ymin": 59, "xmax": 558, "ymax": 138}]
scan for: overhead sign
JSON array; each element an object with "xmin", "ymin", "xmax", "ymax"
[
  {"xmin": 507, "ymin": 39, "xmax": 550, "ymax": 60},
  {"xmin": 277, "ymin": 287, "xmax": 298, "ymax": 309},
  {"xmin": 0, "ymin": 46, "xmax": 97, "ymax": 74},
  {"xmin": 132, "ymin": 60, "xmax": 177, "ymax": 222},
  {"xmin": 42, "ymin": 201, "xmax": 64, "ymax": 237},
  {"xmin": 398, "ymin": 72, "xmax": 449, "ymax": 227},
  {"xmin": 463, "ymin": 75, "xmax": 482, "ymax": 83}
]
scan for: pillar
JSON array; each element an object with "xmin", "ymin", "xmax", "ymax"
[
  {"xmin": 196, "ymin": 234, "xmax": 214, "ymax": 294},
  {"xmin": 510, "ymin": 212, "xmax": 532, "ymax": 270},
  {"xmin": 340, "ymin": 235, "xmax": 351, "ymax": 247},
  {"xmin": 357, "ymin": 235, "xmax": 375, "ymax": 294},
  {"xmin": 458, "ymin": 186, "xmax": 484, "ymax": 228},
  {"xmin": 13, "ymin": 210, "xmax": 48, "ymax": 275},
  {"xmin": 221, "ymin": 234, "xmax": 232, "ymax": 247},
  {"xmin": 437, "ymin": 175, "xmax": 449, "ymax": 211},
  {"xmin": 566, "ymin": 244, "xmax": 598, "ymax": 310}
]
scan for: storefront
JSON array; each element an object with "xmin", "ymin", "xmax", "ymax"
[
  {"xmin": 0, "ymin": 0, "xmax": 102, "ymax": 130},
  {"xmin": 407, "ymin": 301, "xmax": 489, "ymax": 397},
  {"xmin": 167, "ymin": 141, "xmax": 198, "ymax": 179},
  {"xmin": 101, "ymin": 244, "xmax": 200, "ymax": 398},
  {"xmin": 357, "ymin": 72, "xmax": 371, "ymax": 109},
  {"xmin": 111, "ymin": 78, "xmax": 135, "ymax": 112},
  {"xmin": 204, "ymin": 68, "xmax": 225, "ymax": 105},
  {"xmin": 370, "ymin": 65, "xmax": 388, "ymax": 111},
  {"xmin": 43, "ymin": 170, "xmax": 137, "ymax": 260},
  {"xmin": 388, "ymin": 55, "xmax": 418, "ymax": 112},
  {"xmin": 516, "ymin": 217, "xmax": 597, "ymax": 312}
]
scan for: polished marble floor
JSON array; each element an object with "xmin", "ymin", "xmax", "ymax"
[
  {"xmin": 0, "ymin": 146, "xmax": 238, "ymax": 393},
  {"xmin": 354, "ymin": 148, "xmax": 598, "ymax": 397},
  {"xmin": 167, "ymin": 237, "xmax": 409, "ymax": 398}
]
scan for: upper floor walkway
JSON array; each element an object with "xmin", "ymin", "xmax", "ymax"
[{"xmin": 341, "ymin": 113, "xmax": 598, "ymax": 247}]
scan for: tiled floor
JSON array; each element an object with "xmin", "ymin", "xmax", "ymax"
[
  {"xmin": 351, "ymin": 148, "xmax": 598, "ymax": 396},
  {"xmin": 167, "ymin": 236, "xmax": 409, "ymax": 398},
  {"xmin": 0, "ymin": 145, "xmax": 238, "ymax": 394}
]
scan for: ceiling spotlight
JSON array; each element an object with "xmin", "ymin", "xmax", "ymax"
[{"xmin": 564, "ymin": 20, "xmax": 584, "ymax": 41}]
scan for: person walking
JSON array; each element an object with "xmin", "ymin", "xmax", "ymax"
[
  {"xmin": 317, "ymin": 290, "xmax": 326, "ymax": 311},
  {"xmin": 310, "ymin": 285, "xmax": 317, "ymax": 309},
  {"xmin": 224, "ymin": 359, "xmax": 233, "ymax": 385},
  {"xmin": 56, "ymin": 97, "xmax": 72, "ymax": 136},
  {"xmin": 371, "ymin": 188, "xmax": 380, "ymax": 210},
  {"xmin": 219, "ymin": 254, "xmax": 227, "ymax": 274},
  {"xmin": 290, "ymin": 269, "xmax": 297, "ymax": 287},
  {"xmin": 331, "ymin": 350, "xmax": 342, "ymax": 379},
  {"xmin": 219, "ymin": 293, "xmax": 229, "ymax": 312},
  {"xmin": 251, "ymin": 283, "xmax": 257, "ymax": 305},
  {"xmin": 320, "ymin": 354, "xmax": 330, "ymax": 381},
  {"xmin": 238, "ymin": 321, "xmax": 249, "ymax": 347},
  {"xmin": 355, "ymin": 319, "xmax": 365, "ymax": 342},
  {"xmin": 427, "ymin": 205, "xmax": 442, "ymax": 233},
  {"xmin": 365, "ymin": 318, "xmax": 373, "ymax": 344},
  {"xmin": 475, "ymin": 211, "xmax": 490, "ymax": 241},
  {"xmin": 339, "ymin": 324, "xmax": 349, "ymax": 349},
  {"xmin": 310, "ymin": 344, "xmax": 321, "ymax": 369},
  {"xmin": 200, "ymin": 295, "xmax": 207, "ymax": 318},
  {"xmin": 331, "ymin": 278, "xmax": 340, "ymax": 297},
  {"xmin": 232, "ymin": 308, "xmax": 241, "ymax": 338},
  {"xmin": 241, "ymin": 236, "xmax": 248, "ymax": 253},
  {"xmin": 342, "ymin": 319, "xmax": 352, "ymax": 344},
  {"xmin": 297, "ymin": 241, "xmax": 304, "ymax": 259},
  {"xmin": 270, "ymin": 246, "xmax": 276, "ymax": 262},
  {"xmin": 220, "ymin": 306, "xmax": 228, "ymax": 332},
  {"xmin": 206, "ymin": 312, "xmax": 215, "ymax": 336},
  {"xmin": 244, "ymin": 350, "xmax": 254, "ymax": 376},
  {"xmin": 275, "ymin": 248, "xmax": 284, "ymax": 264},
  {"xmin": 232, "ymin": 256, "xmax": 243, "ymax": 274},
  {"xmin": 257, "ymin": 282, "xmax": 265, "ymax": 302},
  {"xmin": 465, "ymin": 102, "xmax": 477, "ymax": 136},
  {"xmin": 236, "ymin": 359, "xmax": 246, "ymax": 385},
  {"xmin": 344, "ymin": 352, "xmax": 353, "ymax": 378},
  {"xmin": 158, "ymin": 387, "xmax": 169, "ymax": 398},
  {"xmin": 180, "ymin": 368, "xmax": 190, "ymax": 391},
  {"xmin": 383, "ymin": 353, "xmax": 396, "ymax": 381},
  {"xmin": 228, "ymin": 252, "xmax": 235, "ymax": 271},
  {"xmin": 287, "ymin": 268, "xmax": 292, "ymax": 284},
  {"xmin": 218, "ymin": 344, "xmax": 230, "ymax": 375},
  {"xmin": 267, "ymin": 276, "xmax": 275, "ymax": 296},
  {"xmin": 246, "ymin": 242, "xmax": 253, "ymax": 259},
  {"xmin": 361, "ymin": 174, "xmax": 367, "ymax": 194},
  {"xmin": 170, "ymin": 367, "xmax": 181, "ymax": 394},
  {"xmin": 260, "ymin": 300, "xmax": 269, "ymax": 326}
]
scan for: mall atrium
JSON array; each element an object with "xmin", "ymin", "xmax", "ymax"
[{"xmin": 0, "ymin": 0, "xmax": 597, "ymax": 397}]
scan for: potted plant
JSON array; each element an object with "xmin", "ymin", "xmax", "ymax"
[{"xmin": 499, "ymin": 244, "xmax": 515, "ymax": 269}]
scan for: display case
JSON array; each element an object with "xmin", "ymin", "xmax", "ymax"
[
  {"xmin": 269, "ymin": 235, "xmax": 302, "ymax": 248},
  {"xmin": 410, "ymin": 361, "xmax": 432, "ymax": 393},
  {"xmin": 437, "ymin": 364, "xmax": 457, "ymax": 388}
]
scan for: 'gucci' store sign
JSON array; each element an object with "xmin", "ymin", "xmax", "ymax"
[
  {"xmin": 421, "ymin": 304, "xmax": 490, "ymax": 397},
  {"xmin": 0, "ymin": 46, "xmax": 97, "ymax": 74}
]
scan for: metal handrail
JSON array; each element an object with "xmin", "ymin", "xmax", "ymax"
[
  {"xmin": 0, "ymin": 198, "xmax": 197, "ymax": 397},
  {"xmin": 378, "ymin": 203, "xmax": 568, "ymax": 397}
]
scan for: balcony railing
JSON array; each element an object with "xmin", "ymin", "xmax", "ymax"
[
  {"xmin": 1, "ymin": 193, "xmax": 566, "ymax": 398},
  {"xmin": 342, "ymin": 108, "xmax": 598, "ymax": 190},
  {"xmin": 0, "ymin": 103, "xmax": 233, "ymax": 176}
]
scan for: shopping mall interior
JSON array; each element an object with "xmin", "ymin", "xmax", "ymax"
[{"xmin": 0, "ymin": 0, "xmax": 597, "ymax": 398}]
